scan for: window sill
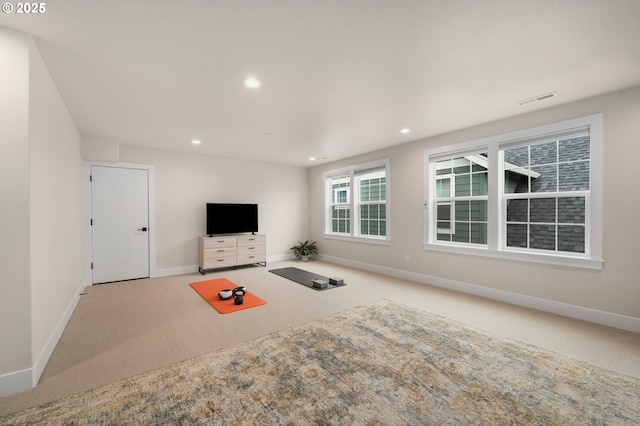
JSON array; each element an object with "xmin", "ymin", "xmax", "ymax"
[
  {"xmin": 324, "ymin": 233, "xmax": 391, "ymax": 246},
  {"xmin": 423, "ymin": 242, "xmax": 604, "ymax": 270}
]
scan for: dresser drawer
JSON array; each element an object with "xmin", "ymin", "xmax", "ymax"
[
  {"xmin": 203, "ymin": 246, "xmax": 237, "ymax": 259},
  {"xmin": 237, "ymin": 253, "xmax": 266, "ymax": 265},
  {"xmin": 237, "ymin": 244, "xmax": 266, "ymax": 256},
  {"xmin": 203, "ymin": 255, "xmax": 237, "ymax": 269},
  {"xmin": 237, "ymin": 234, "xmax": 266, "ymax": 245},
  {"xmin": 202, "ymin": 237, "xmax": 237, "ymax": 249}
]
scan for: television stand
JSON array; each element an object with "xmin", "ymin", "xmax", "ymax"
[{"xmin": 198, "ymin": 234, "xmax": 266, "ymax": 275}]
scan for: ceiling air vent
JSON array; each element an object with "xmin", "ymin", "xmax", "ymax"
[{"xmin": 517, "ymin": 92, "xmax": 557, "ymax": 106}]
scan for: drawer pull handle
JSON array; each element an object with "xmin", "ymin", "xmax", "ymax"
[{"xmin": 217, "ymin": 250, "xmax": 224, "ymax": 252}]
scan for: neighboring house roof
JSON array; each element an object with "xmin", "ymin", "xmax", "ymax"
[{"xmin": 435, "ymin": 154, "xmax": 541, "ymax": 178}]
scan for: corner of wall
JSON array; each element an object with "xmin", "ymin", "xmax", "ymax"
[{"xmin": 81, "ymin": 134, "xmax": 120, "ymax": 163}]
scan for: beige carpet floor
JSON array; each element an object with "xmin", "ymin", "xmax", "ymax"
[
  {"xmin": 3, "ymin": 300, "xmax": 638, "ymax": 425},
  {"xmin": 1, "ymin": 260, "xmax": 639, "ymax": 417}
]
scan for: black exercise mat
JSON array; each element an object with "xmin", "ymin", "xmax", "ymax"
[{"xmin": 269, "ymin": 267, "xmax": 347, "ymax": 291}]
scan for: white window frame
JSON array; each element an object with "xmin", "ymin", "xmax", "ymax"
[
  {"xmin": 424, "ymin": 114, "xmax": 603, "ymax": 270},
  {"xmin": 328, "ymin": 175, "xmax": 351, "ymax": 235},
  {"xmin": 334, "ymin": 188, "xmax": 349, "ymax": 204},
  {"xmin": 435, "ymin": 174, "xmax": 455, "ymax": 235},
  {"xmin": 324, "ymin": 159, "xmax": 391, "ymax": 244},
  {"xmin": 331, "ymin": 181, "xmax": 351, "ymax": 205}
]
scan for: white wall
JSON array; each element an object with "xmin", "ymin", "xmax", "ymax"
[
  {"xmin": 309, "ymin": 87, "xmax": 640, "ymax": 324},
  {"xmin": 0, "ymin": 27, "xmax": 32, "ymax": 385},
  {"xmin": 81, "ymin": 134, "xmax": 119, "ymax": 163},
  {"xmin": 0, "ymin": 27, "xmax": 85, "ymax": 396},
  {"xmin": 119, "ymin": 146, "xmax": 309, "ymax": 272},
  {"xmin": 28, "ymin": 37, "xmax": 85, "ymax": 376}
]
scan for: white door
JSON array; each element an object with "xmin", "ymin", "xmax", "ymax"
[{"xmin": 91, "ymin": 165, "xmax": 150, "ymax": 284}]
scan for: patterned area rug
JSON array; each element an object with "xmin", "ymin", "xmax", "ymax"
[{"xmin": 2, "ymin": 300, "xmax": 638, "ymax": 425}]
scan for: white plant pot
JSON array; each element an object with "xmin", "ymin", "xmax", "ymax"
[{"xmin": 301, "ymin": 256, "xmax": 309, "ymax": 261}]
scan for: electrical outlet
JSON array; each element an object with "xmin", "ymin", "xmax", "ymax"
[{"xmin": 404, "ymin": 255, "xmax": 410, "ymax": 263}]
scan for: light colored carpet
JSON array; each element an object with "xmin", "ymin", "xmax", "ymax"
[
  {"xmin": 1, "ymin": 260, "xmax": 639, "ymax": 418},
  {"xmin": 2, "ymin": 300, "xmax": 638, "ymax": 425}
]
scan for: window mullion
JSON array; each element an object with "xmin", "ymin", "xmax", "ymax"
[
  {"xmin": 425, "ymin": 158, "xmax": 435, "ymax": 243},
  {"xmin": 488, "ymin": 143, "xmax": 500, "ymax": 251},
  {"xmin": 350, "ymin": 171, "xmax": 356, "ymax": 237}
]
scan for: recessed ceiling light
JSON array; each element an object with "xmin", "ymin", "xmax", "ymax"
[
  {"xmin": 191, "ymin": 139, "xmax": 201, "ymax": 145},
  {"xmin": 400, "ymin": 128, "xmax": 411, "ymax": 134},
  {"xmin": 244, "ymin": 77, "xmax": 261, "ymax": 89},
  {"xmin": 309, "ymin": 156, "xmax": 327, "ymax": 161}
]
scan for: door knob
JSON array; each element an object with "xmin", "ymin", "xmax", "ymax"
[{"xmin": 138, "ymin": 227, "xmax": 148, "ymax": 232}]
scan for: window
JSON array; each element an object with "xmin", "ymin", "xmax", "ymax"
[
  {"xmin": 329, "ymin": 175, "xmax": 350, "ymax": 234},
  {"xmin": 325, "ymin": 159, "xmax": 390, "ymax": 243},
  {"xmin": 424, "ymin": 115, "xmax": 603, "ymax": 269},
  {"xmin": 503, "ymin": 137, "xmax": 590, "ymax": 253},
  {"xmin": 435, "ymin": 154, "xmax": 488, "ymax": 244}
]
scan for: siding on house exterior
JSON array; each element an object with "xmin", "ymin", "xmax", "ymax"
[{"xmin": 505, "ymin": 136, "xmax": 589, "ymax": 252}]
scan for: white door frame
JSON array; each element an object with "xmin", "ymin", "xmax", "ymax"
[{"xmin": 83, "ymin": 162, "xmax": 156, "ymax": 284}]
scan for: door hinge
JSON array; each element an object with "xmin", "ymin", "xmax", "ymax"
[
  {"xmin": 91, "ymin": 262, "xmax": 93, "ymax": 269},
  {"xmin": 90, "ymin": 219, "xmax": 93, "ymax": 226},
  {"xmin": 89, "ymin": 175, "xmax": 92, "ymax": 182}
]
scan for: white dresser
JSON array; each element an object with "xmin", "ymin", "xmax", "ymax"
[{"xmin": 198, "ymin": 234, "xmax": 266, "ymax": 274}]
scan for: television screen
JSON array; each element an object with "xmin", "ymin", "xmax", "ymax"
[{"xmin": 206, "ymin": 203, "xmax": 258, "ymax": 235}]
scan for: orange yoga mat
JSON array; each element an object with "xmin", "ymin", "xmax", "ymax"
[{"xmin": 190, "ymin": 278, "xmax": 266, "ymax": 314}]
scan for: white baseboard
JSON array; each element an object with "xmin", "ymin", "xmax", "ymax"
[
  {"xmin": 267, "ymin": 254, "xmax": 295, "ymax": 262},
  {"xmin": 153, "ymin": 265, "xmax": 199, "ymax": 277},
  {"xmin": 154, "ymin": 255, "xmax": 294, "ymax": 278},
  {"xmin": 32, "ymin": 279, "xmax": 89, "ymax": 386},
  {"xmin": 0, "ymin": 368, "xmax": 32, "ymax": 397},
  {"xmin": 0, "ymin": 278, "xmax": 88, "ymax": 397},
  {"xmin": 320, "ymin": 254, "xmax": 640, "ymax": 333}
]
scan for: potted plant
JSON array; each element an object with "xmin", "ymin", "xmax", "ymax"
[{"xmin": 290, "ymin": 240, "xmax": 318, "ymax": 261}]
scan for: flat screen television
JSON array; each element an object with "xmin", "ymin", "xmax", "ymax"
[{"xmin": 206, "ymin": 203, "xmax": 258, "ymax": 235}]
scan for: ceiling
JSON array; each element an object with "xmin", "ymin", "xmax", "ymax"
[{"xmin": 2, "ymin": 0, "xmax": 640, "ymax": 167}]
